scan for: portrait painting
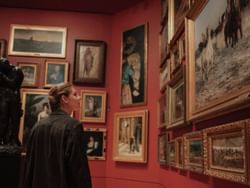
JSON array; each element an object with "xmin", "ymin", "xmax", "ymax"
[
  {"xmin": 168, "ymin": 79, "xmax": 185, "ymax": 128},
  {"xmin": 158, "ymin": 132, "xmax": 168, "ymax": 164},
  {"xmin": 203, "ymin": 119, "xmax": 249, "ymax": 183},
  {"xmin": 19, "ymin": 89, "xmax": 51, "ymax": 148},
  {"xmin": 80, "ymin": 90, "xmax": 106, "ymax": 123},
  {"xmin": 168, "ymin": 140, "xmax": 176, "ymax": 166},
  {"xmin": 120, "ymin": 23, "xmax": 148, "ymax": 107},
  {"xmin": 17, "ymin": 62, "xmax": 38, "ymax": 87},
  {"xmin": 113, "ymin": 110, "xmax": 148, "ymax": 163},
  {"xmin": 73, "ymin": 40, "xmax": 106, "ymax": 86},
  {"xmin": 83, "ymin": 128, "xmax": 106, "ymax": 160},
  {"xmin": 184, "ymin": 131, "xmax": 203, "ymax": 173},
  {"xmin": 0, "ymin": 39, "xmax": 6, "ymax": 58},
  {"xmin": 186, "ymin": 0, "xmax": 250, "ymax": 120},
  {"xmin": 8, "ymin": 24, "xmax": 67, "ymax": 58},
  {"xmin": 44, "ymin": 60, "xmax": 68, "ymax": 87}
]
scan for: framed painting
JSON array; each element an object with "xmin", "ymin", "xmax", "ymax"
[
  {"xmin": 19, "ymin": 89, "xmax": 51, "ymax": 148},
  {"xmin": 159, "ymin": 25, "xmax": 170, "ymax": 67},
  {"xmin": 44, "ymin": 60, "xmax": 69, "ymax": 87},
  {"xmin": 83, "ymin": 128, "xmax": 107, "ymax": 160},
  {"xmin": 17, "ymin": 62, "xmax": 39, "ymax": 87},
  {"xmin": 113, "ymin": 110, "xmax": 148, "ymax": 163},
  {"xmin": 170, "ymin": 0, "xmax": 190, "ymax": 33},
  {"xmin": 0, "ymin": 39, "xmax": 7, "ymax": 58},
  {"xmin": 158, "ymin": 132, "xmax": 168, "ymax": 164},
  {"xmin": 176, "ymin": 137, "xmax": 184, "ymax": 168},
  {"xmin": 8, "ymin": 24, "xmax": 67, "ymax": 58},
  {"xmin": 157, "ymin": 89, "xmax": 169, "ymax": 128},
  {"xmin": 167, "ymin": 140, "xmax": 176, "ymax": 166},
  {"xmin": 203, "ymin": 119, "xmax": 249, "ymax": 184},
  {"xmin": 170, "ymin": 41, "xmax": 181, "ymax": 77},
  {"xmin": 120, "ymin": 23, "xmax": 148, "ymax": 107},
  {"xmin": 80, "ymin": 90, "xmax": 106, "ymax": 123},
  {"xmin": 160, "ymin": 59, "xmax": 170, "ymax": 92},
  {"xmin": 168, "ymin": 78, "xmax": 185, "ymax": 129},
  {"xmin": 73, "ymin": 40, "xmax": 107, "ymax": 86},
  {"xmin": 184, "ymin": 131, "xmax": 203, "ymax": 173},
  {"xmin": 186, "ymin": 0, "xmax": 250, "ymax": 121}
]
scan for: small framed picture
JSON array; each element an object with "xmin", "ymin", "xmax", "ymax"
[
  {"xmin": 44, "ymin": 60, "xmax": 69, "ymax": 87},
  {"xmin": 157, "ymin": 89, "xmax": 169, "ymax": 128},
  {"xmin": 0, "ymin": 39, "xmax": 7, "ymax": 58},
  {"xmin": 167, "ymin": 140, "xmax": 176, "ymax": 166},
  {"xmin": 83, "ymin": 128, "xmax": 107, "ymax": 160},
  {"xmin": 73, "ymin": 40, "xmax": 106, "ymax": 86},
  {"xmin": 18, "ymin": 62, "xmax": 39, "ymax": 87},
  {"xmin": 113, "ymin": 110, "xmax": 148, "ymax": 163},
  {"xmin": 176, "ymin": 137, "xmax": 184, "ymax": 169},
  {"xmin": 184, "ymin": 131, "xmax": 203, "ymax": 173},
  {"xmin": 158, "ymin": 132, "xmax": 168, "ymax": 164},
  {"xmin": 80, "ymin": 90, "xmax": 107, "ymax": 123}
]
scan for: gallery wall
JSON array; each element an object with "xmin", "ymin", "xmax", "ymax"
[{"xmin": 0, "ymin": 1, "xmax": 250, "ymax": 188}]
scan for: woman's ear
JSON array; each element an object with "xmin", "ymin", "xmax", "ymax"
[{"xmin": 61, "ymin": 95, "xmax": 68, "ymax": 104}]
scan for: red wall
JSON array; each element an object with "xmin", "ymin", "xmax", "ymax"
[{"xmin": 1, "ymin": 1, "xmax": 250, "ymax": 188}]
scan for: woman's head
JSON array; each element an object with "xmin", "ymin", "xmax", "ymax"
[{"xmin": 49, "ymin": 83, "xmax": 80, "ymax": 113}]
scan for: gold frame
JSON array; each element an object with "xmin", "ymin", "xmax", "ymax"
[
  {"xmin": 17, "ymin": 62, "xmax": 39, "ymax": 87},
  {"xmin": 158, "ymin": 131, "xmax": 168, "ymax": 164},
  {"xmin": 84, "ymin": 127, "xmax": 107, "ymax": 160},
  {"xmin": 203, "ymin": 119, "xmax": 250, "ymax": 184},
  {"xmin": 19, "ymin": 89, "xmax": 50, "ymax": 147},
  {"xmin": 157, "ymin": 88, "xmax": 169, "ymax": 128},
  {"xmin": 168, "ymin": 78, "xmax": 185, "ymax": 129},
  {"xmin": 184, "ymin": 131, "xmax": 203, "ymax": 173},
  {"xmin": 8, "ymin": 24, "xmax": 67, "ymax": 58},
  {"xmin": 160, "ymin": 59, "xmax": 170, "ymax": 92},
  {"xmin": 167, "ymin": 140, "xmax": 176, "ymax": 166},
  {"xmin": 113, "ymin": 110, "xmax": 148, "ymax": 163},
  {"xmin": 176, "ymin": 137, "xmax": 184, "ymax": 168},
  {"xmin": 80, "ymin": 90, "xmax": 107, "ymax": 123},
  {"xmin": 186, "ymin": 0, "xmax": 250, "ymax": 121},
  {"xmin": 120, "ymin": 23, "xmax": 148, "ymax": 107},
  {"xmin": 44, "ymin": 60, "xmax": 69, "ymax": 88}
]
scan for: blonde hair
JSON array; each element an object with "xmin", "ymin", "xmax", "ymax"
[{"xmin": 49, "ymin": 83, "xmax": 72, "ymax": 112}]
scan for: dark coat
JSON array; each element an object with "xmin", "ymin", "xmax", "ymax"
[{"xmin": 23, "ymin": 109, "xmax": 92, "ymax": 188}]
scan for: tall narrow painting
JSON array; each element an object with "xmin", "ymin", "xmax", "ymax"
[{"xmin": 120, "ymin": 24, "xmax": 148, "ymax": 107}]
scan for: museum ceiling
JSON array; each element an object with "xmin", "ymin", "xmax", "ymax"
[{"xmin": 0, "ymin": 0, "xmax": 145, "ymax": 14}]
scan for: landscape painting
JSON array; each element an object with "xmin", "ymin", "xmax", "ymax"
[
  {"xmin": 8, "ymin": 25, "xmax": 67, "ymax": 58},
  {"xmin": 187, "ymin": 0, "xmax": 250, "ymax": 119}
]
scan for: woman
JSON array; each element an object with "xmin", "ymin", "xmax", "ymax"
[{"xmin": 23, "ymin": 83, "xmax": 92, "ymax": 188}]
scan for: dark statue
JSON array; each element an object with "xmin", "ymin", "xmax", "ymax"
[{"xmin": 0, "ymin": 58, "xmax": 24, "ymax": 153}]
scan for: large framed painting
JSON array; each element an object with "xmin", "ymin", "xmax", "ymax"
[
  {"xmin": 19, "ymin": 89, "xmax": 51, "ymax": 149},
  {"xmin": 120, "ymin": 23, "xmax": 148, "ymax": 107},
  {"xmin": 73, "ymin": 40, "xmax": 107, "ymax": 86},
  {"xmin": 186, "ymin": 0, "xmax": 250, "ymax": 121},
  {"xmin": 203, "ymin": 119, "xmax": 250, "ymax": 184},
  {"xmin": 113, "ymin": 110, "xmax": 148, "ymax": 163},
  {"xmin": 0, "ymin": 39, "xmax": 7, "ymax": 58},
  {"xmin": 80, "ymin": 90, "xmax": 107, "ymax": 123},
  {"xmin": 158, "ymin": 132, "xmax": 168, "ymax": 164},
  {"xmin": 44, "ymin": 60, "xmax": 69, "ymax": 87},
  {"xmin": 8, "ymin": 24, "xmax": 67, "ymax": 58},
  {"xmin": 17, "ymin": 62, "xmax": 39, "ymax": 87},
  {"xmin": 83, "ymin": 128, "xmax": 107, "ymax": 160},
  {"xmin": 184, "ymin": 131, "xmax": 203, "ymax": 173}
]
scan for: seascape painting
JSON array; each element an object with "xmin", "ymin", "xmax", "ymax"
[{"xmin": 194, "ymin": 0, "xmax": 250, "ymax": 109}]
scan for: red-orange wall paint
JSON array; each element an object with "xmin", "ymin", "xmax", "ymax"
[{"xmin": 1, "ymin": 1, "xmax": 250, "ymax": 188}]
